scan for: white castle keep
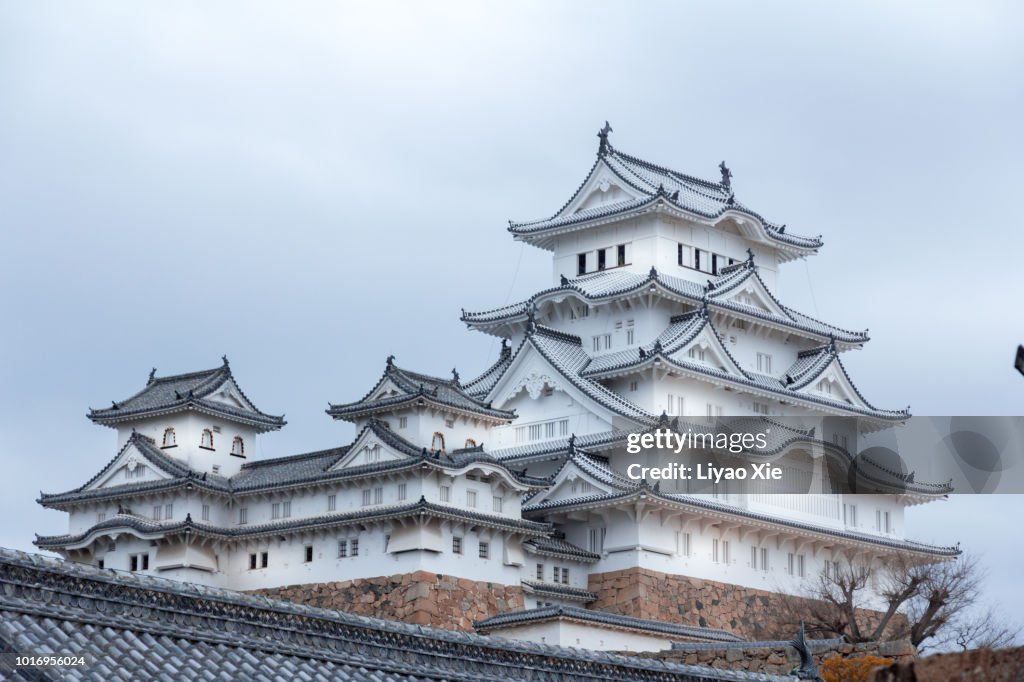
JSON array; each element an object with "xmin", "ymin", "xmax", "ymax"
[{"xmin": 37, "ymin": 126, "xmax": 957, "ymax": 648}]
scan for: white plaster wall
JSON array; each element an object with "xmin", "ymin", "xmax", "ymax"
[{"xmin": 487, "ymin": 620, "xmax": 672, "ymax": 652}]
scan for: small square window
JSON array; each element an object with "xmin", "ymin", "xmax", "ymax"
[
  {"xmin": 453, "ymin": 536, "xmax": 463, "ymax": 554},
  {"xmin": 478, "ymin": 541, "xmax": 489, "ymax": 559},
  {"xmin": 536, "ymin": 563, "xmax": 544, "ymax": 580},
  {"xmin": 338, "ymin": 540, "xmax": 348, "ymax": 558},
  {"xmin": 351, "ymin": 539, "xmax": 359, "ymax": 556},
  {"xmin": 304, "ymin": 546, "xmax": 313, "ymax": 563},
  {"xmin": 249, "ymin": 553, "xmax": 257, "ymax": 570},
  {"xmin": 260, "ymin": 552, "xmax": 268, "ymax": 568}
]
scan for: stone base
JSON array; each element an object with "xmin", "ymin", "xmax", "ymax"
[
  {"xmin": 250, "ymin": 572, "xmax": 524, "ymax": 631},
  {"xmin": 588, "ymin": 567, "xmax": 898, "ymax": 640}
]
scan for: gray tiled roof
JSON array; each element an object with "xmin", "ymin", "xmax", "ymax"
[
  {"xmin": 87, "ymin": 358, "xmax": 286, "ymax": 431},
  {"xmin": 521, "ymin": 579, "xmax": 598, "ymax": 602},
  {"xmin": 524, "ymin": 485, "xmax": 960, "ymax": 557},
  {"xmin": 462, "ymin": 341, "xmax": 514, "ymax": 398},
  {"xmin": 36, "ymin": 496, "xmax": 553, "ymax": 549},
  {"xmin": 0, "ymin": 548, "xmax": 786, "ymax": 681},
  {"xmin": 475, "ymin": 605, "xmax": 745, "ymax": 644},
  {"xmin": 508, "ymin": 144, "xmax": 822, "ymax": 252},
  {"xmin": 523, "ymin": 534, "xmax": 601, "ymax": 562},
  {"xmin": 327, "ymin": 357, "xmax": 515, "ymax": 422},
  {"xmin": 462, "ymin": 264, "xmax": 869, "ymax": 345},
  {"xmin": 491, "ymin": 429, "xmax": 627, "ymax": 463},
  {"xmin": 39, "ymin": 420, "xmax": 546, "ymax": 509}
]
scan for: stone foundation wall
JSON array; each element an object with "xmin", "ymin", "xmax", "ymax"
[
  {"xmin": 589, "ymin": 568, "xmax": 899, "ymax": 640},
  {"xmin": 868, "ymin": 646, "xmax": 1024, "ymax": 681},
  {"xmin": 636, "ymin": 639, "xmax": 915, "ymax": 677},
  {"xmin": 251, "ymin": 572, "xmax": 523, "ymax": 631}
]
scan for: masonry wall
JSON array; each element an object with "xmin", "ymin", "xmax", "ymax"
[
  {"xmin": 588, "ymin": 567, "xmax": 898, "ymax": 641},
  {"xmin": 250, "ymin": 571, "xmax": 524, "ymax": 631},
  {"xmin": 635, "ymin": 639, "xmax": 916, "ymax": 677}
]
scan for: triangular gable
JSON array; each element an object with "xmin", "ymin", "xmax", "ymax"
[
  {"xmin": 714, "ymin": 271, "xmax": 788, "ymax": 319},
  {"xmin": 203, "ymin": 377, "xmax": 257, "ymax": 411},
  {"xmin": 524, "ymin": 454, "xmax": 621, "ymax": 508},
  {"xmin": 84, "ymin": 439, "xmax": 176, "ymax": 491},
  {"xmin": 486, "ymin": 341, "xmax": 617, "ymax": 430},
  {"xmin": 367, "ymin": 378, "xmax": 407, "ymax": 402},
  {"xmin": 669, "ymin": 323, "xmax": 747, "ymax": 378},
  {"xmin": 567, "ymin": 162, "xmax": 644, "ymax": 215},
  {"xmin": 792, "ymin": 356, "xmax": 871, "ymax": 409},
  {"xmin": 328, "ymin": 424, "xmax": 418, "ymax": 471}
]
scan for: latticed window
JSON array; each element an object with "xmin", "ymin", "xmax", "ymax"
[
  {"xmin": 201, "ymin": 429, "xmax": 214, "ymax": 449},
  {"xmin": 231, "ymin": 437, "xmax": 244, "ymax": 456},
  {"xmin": 162, "ymin": 428, "xmax": 176, "ymax": 447}
]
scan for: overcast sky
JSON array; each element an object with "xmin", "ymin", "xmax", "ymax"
[{"xmin": 1, "ymin": 1, "xmax": 1021, "ymax": 637}]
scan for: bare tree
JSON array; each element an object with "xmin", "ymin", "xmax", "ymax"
[{"xmin": 779, "ymin": 553, "xmax": 1020, "ymax": 652}]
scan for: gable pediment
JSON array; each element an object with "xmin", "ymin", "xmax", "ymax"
[
  {"xmin": 369, "ymin": 378, "xmax": 406, "ymax": 402},
  {"xmin": 329, "ymin": 429, "xmax": 415, "ymax": 471},
  {"xmin": 85, "ymin": 441, "xmax": 174, "ymax": 491},
  {"xmin": 670, "ymin": 328, "xmax": 744, "ymax": 377},
  {"xmin": 525, "ymin": 458, "xmax": 617, "ymax": 508},
  {"xmin": 797, "ymin": 364, "xmax": 860, "ymax": 406},
  {"xmin": 564, "ymin": 165, "xmax": 643, "ymax": 216},
  {"xmin": 718, "ymin": 277, "xmax": 787, "ymax": 318}
]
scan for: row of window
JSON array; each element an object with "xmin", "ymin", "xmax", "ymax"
[
  {"xmin": 678, "ymin": 243, "xmax": 739, "ymax": 275},
  {"xmin": 577, "ymin": 243, "xmax": 629, "ymax": 276},
  {"xmin": 514, "ymin": 419, "xmax": 570, "ymax": 444},
  {"xmin": 535, "ymin": 563, "xmax": 570, "ymax": 584},
  {"xmin": 452, "ymin": 536, "xmax": 490, "ymax": 558},
  {"xmin": 161, "ymin": 427, "xmax": 245, "ymax": 456}
]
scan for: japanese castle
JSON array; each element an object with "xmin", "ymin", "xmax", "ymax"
[{"xmin": 36, "ymin": 125, "xmax": 958, "ymax": 650}]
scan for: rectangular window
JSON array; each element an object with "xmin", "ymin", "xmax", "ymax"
[
  {"xmin": 629, "ymin": 380, "xmax": 638, "ymax": 392},
  {"xmin": 249, "ymin": 553, "xmax": 257, "ymax": 570},
  {"xmin": 688, "ymin": 347, "xmax": 706, "ymax": 361},
  {"xmin": 722, "ymin": 540, "xmax": 731, "ymax": 564},
  {"xmin": 536, "ymin": 563, "xmax": 544, "ymax": 580},
  {"xmin": 559, "ymin": 419, "xmax": 569, "ymax": 436},
  {"xmin": 398, "ymin": 483, "xmax": 407, "ymax": 501},
  {"xmin": 272, "ymin": 502, "xmax": 281, "ymax": 519},
  {"xmin": 452, "ymin": 536, "xmax": 462, "ymax": 554},
  {"xmin": 753, "ymin": 401, "xmax": 769, "ymax": 415},
  {"xmin": 706, "ymin": 403, "xmax": 722, "ymax": 419},
  {"xmin": 466, "ymin": 490, "xmax": 477, "ymax": 508},
  {"xmin": 373, "ymin": 487, "xmax": 383, "ymax": 505},
  {"xmin": 130, "ymin": 555, "xmax": 138, "ymax": 572},
  {"xmin": 626, "ymin": 329, "xmax": 634, "ymax": 345},
  {"xmin": 597, "ymin": 249, "xmax": 606, "ymax": 271},
  {"xmin": 756, "ymin": 353, "xmax": 772, "ymax": 373},
  {"xmin": 544, "ymin": 421, "xmax": 555, "ymax": 438},
  {"xmin": 440, "ymin": 486, "xmax": 451, "ymax": 502},
  {"xmin": 445, "ymin": 418, "xmax": 455, "ymax": 429},
  {"xmin": 492, "ymin": 496, "xmax": 503, "ymax": 513},
  {"xmin": 588, "ymin": 527, "xmax": 606, "ymax": 553},
  {"xmin": 617, "ymin": 244, "xmax": 626, "ymax": 266},
  {"xmin": 843, "ymin": 503, "xmax": 857, "ymax": 527},
  {"xmin": 678, "ymin": 242, "xmax": 684, "ymax": 266},
  {"xmin": 238, "ymin": 507, "xmax": 248, "ymax": 525},
  {"xmin": 761, "ymin": 548, "xmax": 769, "ymax": 572},
  {"xmin": 260, "ymin": 552, "xmax": 268, "ymax": 568},
  {"xmin": 577, "ymin": 253, "xmax": 587, "ymax": 276},
  {"xmin": 164, "ymin": 504, "xmax": 173, "ymax": 520},
  {"xmin": 328, "ymin": 494, "xmax": 336, "ymax": 512},
  {"xmin": 283, "ymin": 500, "xmax": 291, "ymax": 518},
  {"xmin": 592, "ymin": 336, "xmax": 600, "ymax": 352},
  {"xmin": 362, "ymin": 489, "xmax": 371, "ymax": 506},
  {"xmin": 603, "ymin": 334, "xmax": 611, "ymax": 350},
  {"xmin": 561, "ymin": 567, "xmax": 569, "ymax": 584},
  {"xmin": 552, "ymin": 565, "xmax": 560, "ymax": 583},
  {"xmin": 677, "ymin": 532, "xmax": 691, "ymax": 557},
  {"xmin": 153, "ymin": 506, "xmax": 161, "ymax": 521},
  {"xmin": 384, "ymin": 534, "xmax": 390, "ymax": 552},
  {"xmin": 304, "ymin": 546, "xmax": 313, "ymax": 563},
  {"xmin": 751, "ymin": 545, "xmax": 758, "ymax": 570},
  {"xmin": 351, "ymin": 539, "xmax": 359, "ymax": 557},
  {"xmin": 798, "ymin": 554, "xmax": 806, "ymax": 577},
  {"xmin": 338, "ymin": 540, "xmax": 348, "ymax": 558},
  {"xmin": 713, "ymin": 539, "xmax": 720, "ymax": 563},
  {"xmin": 201, "ymin": 504, "xmax": 210, "ymax": 522},
  {"xmin": 479, "ymin": 541, "xmax": 489, "ymax": 559},
  {"xmin": 667, "ymin": 393, "xmax": 677, "ymax": 415},
  {"xmin": 884, "ymin": 511, "xmax": 891, "ymax": 533},
  {"xmin": 788, "ymin": 552, "xmax": 794, "ymax": 575},
  {"xmin": 399, "ymin": 416, "xmax": 408, "ymax": 428}
]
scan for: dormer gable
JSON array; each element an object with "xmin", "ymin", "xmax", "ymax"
[
  {"xmin": 669, "ymin": 323, "xmax": 746, "ymax": 378},
  {"xmin": 83, "ymin": 436, "xmax": 180, "ymax": 493},
  {"xmin": 327, "ymin": 422, "xmax": 419, "ymax": 471},
  {"xmin": 524, "ymin": 451, "xmax": 623, "ymax": 508},
  {"xmin": 713, "ymin": 271, "xmax": 788, "ymax": 319},
  {"xmin": 569, "ymin": 165, "xmax": 643, "ymax": 214}
]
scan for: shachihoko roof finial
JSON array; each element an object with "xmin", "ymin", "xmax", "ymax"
[
  {"xmin": 747, "ymin": 247, "xmax": 755, "ymax": 264},
  {"xmin": 148, "ymin": 368, "xmax": 157, "ymax": 384},
  {"xmin": 597, "ymin": 121, "xmax": 613, "ymax": 156},
  {"xmin": 451, "ymin": 367, "xmax": 460, "ymax": 384},
  {"xmin": 789, "ymin": 621, "xmax": 821, "ymax": 680},
  {"xmin": 386, "ymin": 354, "xmax": 395, "ymax": 368},
  {"xmin": 719, "ymin": 160, "xmax": 732, "ymax": 189},
  {"xmin": 221, "ymin": 355, "xmax": 229, "ymax": 367}
]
